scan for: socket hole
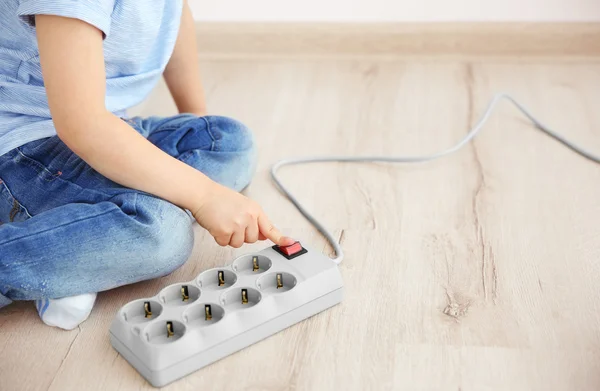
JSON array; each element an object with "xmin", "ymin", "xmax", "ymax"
[
  {"xmin": 197, "ymin": 269, "xmax": 237, "ymax": 291},
  {"xmin": 231, "ymin": 254, "xmax": 272, "ymax": 275},
  {"xmin": 159, "ymin": 283, "xmax": 200, "ymax": 306},
  {"xmin": 221, "ymin": 287, "xmax": 261, "ymax": 310},
  {"xmin": 145, "ymin": 320, "xmax": 186, "ymax": 344},
  {"xmin": 121, "ymin": 299, "xmax": 163, "ymax": 324},
  {"xmin": 183, "ymin": 303, "xmax": 225, "ymax": 327},
  {"xmin": 257, "ymin": 272, "xmax": 297, "ymax": 294}
]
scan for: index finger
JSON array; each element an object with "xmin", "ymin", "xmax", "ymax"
[{"xmin": 257, "ymin": 213, "xmax": 294, "ymax": 246}]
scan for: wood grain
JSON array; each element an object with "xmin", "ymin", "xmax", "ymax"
[
  {"xmin": 195, "ymin": 23, "xmax": 600, "ymax": 58},
  {"xmin": 2, "ymin": 56, "xmax": 600, "ymax": 390}
]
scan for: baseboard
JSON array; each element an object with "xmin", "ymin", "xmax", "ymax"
[{"xmin": 195, "ymin": 22, "xmax": 600, "ymax": 58}]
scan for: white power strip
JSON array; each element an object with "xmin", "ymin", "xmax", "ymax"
[{"xmin": 109, "ymin": 242, "xmax": 343, "ymax": 387}]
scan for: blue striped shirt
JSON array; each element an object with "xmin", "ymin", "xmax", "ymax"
[{"xmin": 0, "ymin": 0, "xmax": 183, "ymax": 156}]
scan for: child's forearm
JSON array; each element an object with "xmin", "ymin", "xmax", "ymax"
[
  {"xmin": 163, "ymin": 1, "xmax": 207, "ymax": 116},
  {"xmin": 65, "ymin": 112, "xmax": 215, "ymax": 212}
]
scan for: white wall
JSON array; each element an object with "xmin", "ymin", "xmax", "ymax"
[{"xmin": 189, "ymin": 0, "xmax": 600, "ymax": 22}]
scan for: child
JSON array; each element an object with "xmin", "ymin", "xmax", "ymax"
[{"xmin": 0, "ymin": 0, "xmax": 293, "ymax": 330}]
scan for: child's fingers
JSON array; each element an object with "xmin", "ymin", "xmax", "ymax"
[
  {"xmin": 257, "ymin": 213, "xmax": 282, "ymax": 244},
  {"xmin": 257, "ymin": 213, "xmax": 294, "ymax": 246},
  {"xmin": 214, "ymin": 233, "xmax": 231, "ymax": 247},
  {"xmin": 245, "ymin": 222, "xmax": 259, "ymax": 244},
  {"xmin": 229, "ymin": 229, "xmax": 245, "ymax": 248}
]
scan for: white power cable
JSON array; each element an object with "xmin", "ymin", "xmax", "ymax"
[{"xmin": 270, "ymin": 93, "xmax": 600, "ymax": 264}]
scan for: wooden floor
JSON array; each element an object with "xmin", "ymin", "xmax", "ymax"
[{"xmin": 2, "ymin": 56, "xmax": 600, "ymax": 391}]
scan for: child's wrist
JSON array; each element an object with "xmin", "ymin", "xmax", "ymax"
[{"xmin": 185, "ymin": 172, "xmax": 219, "ymax": 216}]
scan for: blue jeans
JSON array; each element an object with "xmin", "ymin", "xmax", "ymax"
[{"xmin": 0, "ymin": 115, "xmax": 257, "ymax": 309}]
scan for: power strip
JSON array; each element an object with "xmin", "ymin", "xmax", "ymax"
[{"xmin": 109, "ymin": 241, "xmax": 343, "ymax": 387}]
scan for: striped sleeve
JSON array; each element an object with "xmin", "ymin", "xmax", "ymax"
[{"xmin": 16, "ymin": 0, "xmax": 116, "ymax": 37}]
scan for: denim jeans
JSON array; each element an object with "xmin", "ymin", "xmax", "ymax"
[{"xmin": 0, "ymin": 114, "xmax": 257, "ymax": 309}]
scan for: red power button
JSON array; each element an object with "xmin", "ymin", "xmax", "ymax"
[
  {"xmin": 280, "ymin": 242, "xmax": 303, "ymax": 256},
  {"xmin": 273, "ymin": 242, "xmax": 307, "ymax": 259}
]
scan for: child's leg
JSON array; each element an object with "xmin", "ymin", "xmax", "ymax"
[
  {"xmin": 0, "ymin": 188, "xmax": 194, "ymax": 328},
  {"xmin": 0, "ymin": 114, "xmax": 256, "ymax": 328},
  {"xmin": 129, "ymin": 115, "xmax": 257, "ymax": 191},
  {"xmin": 0, "ymin": 191, "xmax": 194, "ymax": 300}
]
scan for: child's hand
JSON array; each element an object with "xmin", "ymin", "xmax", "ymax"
[{"xmin": 192, "ymin": 183, "xmax": 294, "ymax": 248}]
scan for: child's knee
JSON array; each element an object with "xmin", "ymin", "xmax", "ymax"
[
  {"xmin": 133, "ymin": 196, "xmax": 195, "ymax": 276},
  {"xmin": 206, "ymin": 116, "xmax": 258, "ymax": 191},
  {"xmin": 207, "ymin": 116, "xmax": 256, "ymax": 155}
]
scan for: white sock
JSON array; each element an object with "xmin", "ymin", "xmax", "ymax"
[{"xmin": 35, "ymin": 293, "xmax": 97, "ymax": 330}]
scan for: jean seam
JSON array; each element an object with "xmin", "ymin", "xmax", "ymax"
[
  {"xmin": 0, "ymin": 208, "xmax": 117, "ymax": 247},
  {"xmin": 15, "ymin": 148, "xmax": 62, "ymax": 183},
  {"xmin": 202, "ymin": 116, "xmax": 217, "ymax": 152},
  {"xmin": 141, "ymin": 114, "xmax": 199, "ymax": 134},
  {"xmin": 0, "ymin": 179, "xmax": 33, "ymax": 219},
  {"xmin": 147, "ymin": 115, "xmax": 207, "ymax": 133},
  {"xmin": 132, "ymin": 192, "xmax": 139, "ymax": 219},
  {"xmin": 149, "ymin": 125, "xmax": 181, "ymax": 131}
]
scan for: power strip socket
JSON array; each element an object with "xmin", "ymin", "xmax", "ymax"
[{"xmin": 109, "ymin": 242, "xmax": 344, "ymax": 387}]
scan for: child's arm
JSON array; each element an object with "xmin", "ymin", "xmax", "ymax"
[
  {"xmin": 163, "ymin": 1, "xmax": 207, "ymax": 116},
  {"xmin": 35, "ymin": 14, "xmax": 291, "ymax": 248}
]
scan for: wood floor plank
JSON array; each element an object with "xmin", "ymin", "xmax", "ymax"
[{"xmin": 0, "ymin": 303, "xmax": 78, "ymax": 391}]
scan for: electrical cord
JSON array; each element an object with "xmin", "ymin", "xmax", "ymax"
[{"xmin": 270, "ymin": 93, "xmax": 600, "ymax": 264}]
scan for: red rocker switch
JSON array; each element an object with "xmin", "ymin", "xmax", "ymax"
[{"xmin": 272, "ymin": 241, "xmax": 307, "ymax": 260}]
